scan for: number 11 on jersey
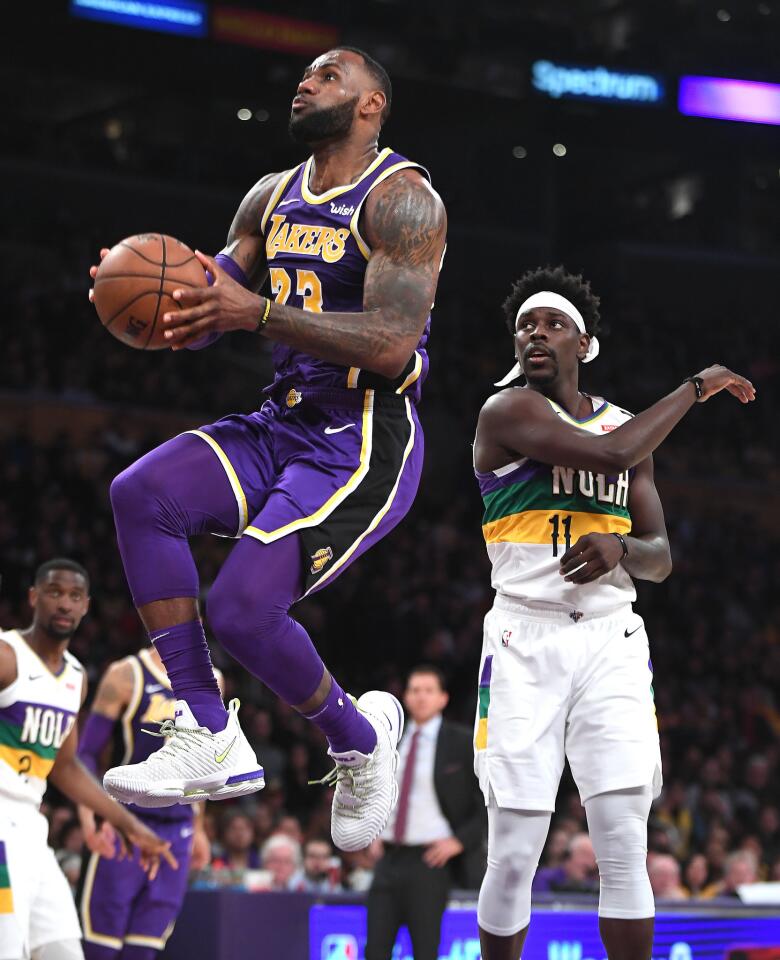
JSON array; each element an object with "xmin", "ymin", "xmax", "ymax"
[{"xmin": 549, "ymin": 514, "xmax": 572, "ymax": 556}]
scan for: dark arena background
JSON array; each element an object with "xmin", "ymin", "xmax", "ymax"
[{"xmin": 1, "ymin": 2, "xmax": 779, "ymax": 958}]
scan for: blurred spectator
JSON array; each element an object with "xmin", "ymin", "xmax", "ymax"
[
  {"xmin": 260, "ymin": 834, "xmax": 302, "ymax": 891},
  {"xmin": 273, "ymin": 815, "xmax": 305, "ymax": 846},
  {"xmin": 532, "ymin": 834, "xmax": 599, "ymax": 894},
  {"xmin": 343, "ymin": 840, "xmax": 384, "ymax": 893},
  {"xmin": 211, "ymin": 812, "xmax": 261, "ymax": 872},
  {"xmin": 58, "ymin": 853, "xmax": 83, "ymax": 896},
  {"xmin": 54, "ymin": 818, "xmax": 85, "ymax": 858},
  {"xmin": 249, "ymin": 709, "xmax": 286, "ymax": 785},
  {"xmin": 289, "ymin": 838, "xmax": 343, "ymax": 894},
  {"xmin": 683, "ymin": 853, "xmax": 710, "ymax": 898},
  {"xmin": 648, "ymin": 853, "xmax": 689, "ymax": 900},
  {"xmin": 701, "ymin": 850, "xmax": 760, "ymax": 899},
  {"xmin": 541, "ymin": 828, "xmax": 571, "ymax": 869}
]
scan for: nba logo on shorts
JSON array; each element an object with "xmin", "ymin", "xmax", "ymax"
[
  {"xmin": 501, "ymin": 629, "xmax": 512, "ymax": 647},
  {"xmin": 321, "ymin": 934, "xmax": 358, "ymax": 959}
]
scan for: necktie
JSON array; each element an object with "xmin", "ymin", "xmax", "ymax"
[{"xmin": 393, "ymin": 728, "xmax": 420, "ymax": 843}]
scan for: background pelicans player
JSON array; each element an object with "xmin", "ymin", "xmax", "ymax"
[
  {"xmin": 90, "ymin": 46, "xmax": 447, "ymax": 853},
  {"xmin": 0, "ymin": 559, "xmax": 176, "ymax": 960},
  {"xmin": 472, "ymin": 267, "xmax": 755, "ymax": 960},
  {"xmin": 77, "ymin": 647, "xmax": 220, "ymax": 959}
]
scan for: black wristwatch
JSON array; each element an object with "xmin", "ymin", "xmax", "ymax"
[{"xmin": 683, "ymin": 376, "xmax": 704, "ymax": 401}]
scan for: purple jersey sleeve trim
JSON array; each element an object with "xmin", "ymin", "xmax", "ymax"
[
  {"xmin": 77, "ymin": 712, "xmax": 115, "ymax": 774},
  {"xmin": 214, "ymin": 253, "xmax": 250, "ymax": 288},
  {"xmin": 185, "ymin": 254, "xmax": 250, "ymax": 351}
]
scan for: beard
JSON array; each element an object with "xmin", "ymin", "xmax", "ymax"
[
  {"xmin": 288, "ymin": 97, "xmax": 358, "ymax": 145},
  {"xmin": 42, "ymin": 618, "xmax": 76, "ymax": 641}
]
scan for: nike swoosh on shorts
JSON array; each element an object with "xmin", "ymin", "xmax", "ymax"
[
  {"xmin": 624, "ymin": 625, "xmax": 642, "ymax": 638},
  {"xmin": 324, "ymin": 423, "xmax": 355, "ymax": 435}
]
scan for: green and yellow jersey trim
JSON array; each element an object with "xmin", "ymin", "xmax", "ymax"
[{"xmin": 483, "ymin": 509, "xmax": 631, "ymax": 545}]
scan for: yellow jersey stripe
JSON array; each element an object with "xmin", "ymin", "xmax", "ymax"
[
  {"xmin": 185, "ymin": 430, "xmax": 249, "ymax": 535},
  {"xmin": 395, "ymin": 351, "xmax": 423, "ymax": 395},
  {"xmin": 260, "ymin": 165, "xmax": 302, "ymax": 234},
  {"xmin": 120, "ymin": 656, "xmax": 144, "ymax": 766},
  {"xmin": 125, "ymin": 934, "xmax": 168, "ymax": 949},
  {"xmin": 475, "ymin": 717, "xmax": 488, "ymax": 751},
  {"xmin": 547, "ymin": 398, "xmax": 612, "ymax": 427},
  {"xmin": 347, "ymin": 366, "xmax": 361, "ymax": 389},
  {"xmin": 482, "ymin": 509, "xmax": 631, "ymax": 545},
  {"xmin": 348, "ymin": 160, "xmax": 427, "ymax": 261},
  {"xmin": 245, "ymin": 390, "xmax": 374, "ymax": 543},
  {"xmin": 300, "ymin": 148, "xmax": 392, "ymax": 205},
  {"xmin": 0, "ymin": 889, "xmax": 13, "ymax": 914},
  {"xmin": 80, "ymin": 853, "xmax": 124, "ymax": 950},
  {"xmin": 0, "ymin": 745, "xmax": 54, "ymax": 780}
]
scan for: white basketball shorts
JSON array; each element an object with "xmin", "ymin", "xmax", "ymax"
[
  {"xmin": 474, "ymin": 595, "xmax": 662, "ymax": 811},
  {"xmin": 0, "ymin": 800, "xmax": 82, "ymax": 959}
]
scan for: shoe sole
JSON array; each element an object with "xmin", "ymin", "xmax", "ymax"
[{"xmin": 104, "ymin": 768, "xmax": 265, "ymax": 807}]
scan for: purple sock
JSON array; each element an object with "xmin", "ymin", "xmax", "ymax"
[
  {"xmin": 304, "ymin": 677, "xmax": 377, "ymax": 756},
  {"xmin": 152, "ymin": 620, "xmax": 227, "ymax": 733},
  {"xmin": 207, "ymin": 534, "xmax": 377, "ymax": 755}
]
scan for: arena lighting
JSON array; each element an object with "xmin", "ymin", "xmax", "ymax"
[
  {"xmin": 679, "ymin": 75, "xmax": 780, "ymax": 125},
  {"xmin": 531, "ymin": 59, "xmax": 665, "ymax": 105},
  {"xmin": 69, "ymin": 0, "xmax": 207, "ymax": 37}
]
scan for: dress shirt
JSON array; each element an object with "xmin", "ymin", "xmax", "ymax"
[{"xmin": 382, "ymin": 713, "xmax": 453, "ymax": 845}]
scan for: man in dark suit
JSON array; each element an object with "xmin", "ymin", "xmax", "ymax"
[{"xmin": 366, "ymin": 665, "xmax": 487, "ymax": 960}]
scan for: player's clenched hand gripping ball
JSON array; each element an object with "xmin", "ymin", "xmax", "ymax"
[{"xmin": 90, "ymin": 234, "xmax": 207, "ymax": 349}]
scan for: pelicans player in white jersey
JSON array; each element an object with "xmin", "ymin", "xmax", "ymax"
[
  {"xmin": 0, "ymin": 559, "xmax": 176, "ymax": 960},
  {"xmin": 472, "ymin": 266, "xmax": 755, "ymax": 960}
]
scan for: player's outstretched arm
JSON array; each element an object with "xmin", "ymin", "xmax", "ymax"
[
  {"xmin": 477, "ymin": 364, "xmax": 756, "ymax": 475},
  {"xmin": 77, "ymin": 659, "xmax": 133, "ymax": 857},
  {"xmin": 558, "ymin": 456, "xmax": 672, "ymax": 585},
  {"xmin": 50, "ymin": 676, "xmax": 178, "ymax": 879},
  {"xmin": 162, "ymin": 169, "xmax": 447, "ymax": 378}
]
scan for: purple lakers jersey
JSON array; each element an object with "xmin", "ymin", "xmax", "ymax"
[{"xmin": 260, "ymin": 147, "xmax": 433, "ymax": 403}]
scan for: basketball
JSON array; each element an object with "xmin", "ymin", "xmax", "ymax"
[{"xmin": 92, "ymin": 234, "xmax": 207, "ymax": 350}]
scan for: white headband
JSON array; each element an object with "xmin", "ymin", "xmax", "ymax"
[{"xmin": 494, "ymin": 290, "xmax": 599, "ymax": 386}]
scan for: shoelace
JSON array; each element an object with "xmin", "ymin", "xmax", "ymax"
[
  {"xmin": 308, "ymin": 766, "xmax": 356, "ymax": 790},
  {"xmin": 139, "ymin": 721, "xmax": 214, "ymax": 772}
]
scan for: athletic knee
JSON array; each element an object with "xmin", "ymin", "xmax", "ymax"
[
  {"xmin": 586, "ymin": 786, "xmax": 654, "ymax": 919},
  {"xmin": 110, "ymin": 457, "xmax": 161, "ymax": 525}
]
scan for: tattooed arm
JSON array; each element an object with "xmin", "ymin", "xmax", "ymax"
[
  {"xmin": 261, "ymin": 169, "xmax": 446, "ymax": 377},
  {"xmin": 219, "ymin": 171, "xmax": 287, "ymax": 289},
  {"xmin": 163, "ymin": 169, "xmax": 447, "ymax": 378}
]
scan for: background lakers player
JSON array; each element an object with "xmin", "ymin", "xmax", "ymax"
[{"xmin": 472, "ymin": 266, "xmax": 755, "ymax": 960}]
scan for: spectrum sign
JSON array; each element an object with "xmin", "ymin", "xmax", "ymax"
[{"xmin": 532, "ymin": 59, "xmax": 664, "ymax": 105}]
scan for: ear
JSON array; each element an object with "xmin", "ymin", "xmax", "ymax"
[
  {"xmin": 577, "ymin": 332, "xmax": 590, "ymax": 362},
  {"xmin": 28, "ymin": 585, "xmax": 37, "ymax": 610},
  {"xmin": 360, "ymin": 89, "xmax": 386, "ymax": 120}
]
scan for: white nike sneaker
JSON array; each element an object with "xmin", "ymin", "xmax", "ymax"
[
  {"xmin": 322, "ymin": 690, "xmax": 404, "ymax": 852},
  {"xmin": 103, "ymin": 698, "xmax": 265, "ymax": 807}
]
